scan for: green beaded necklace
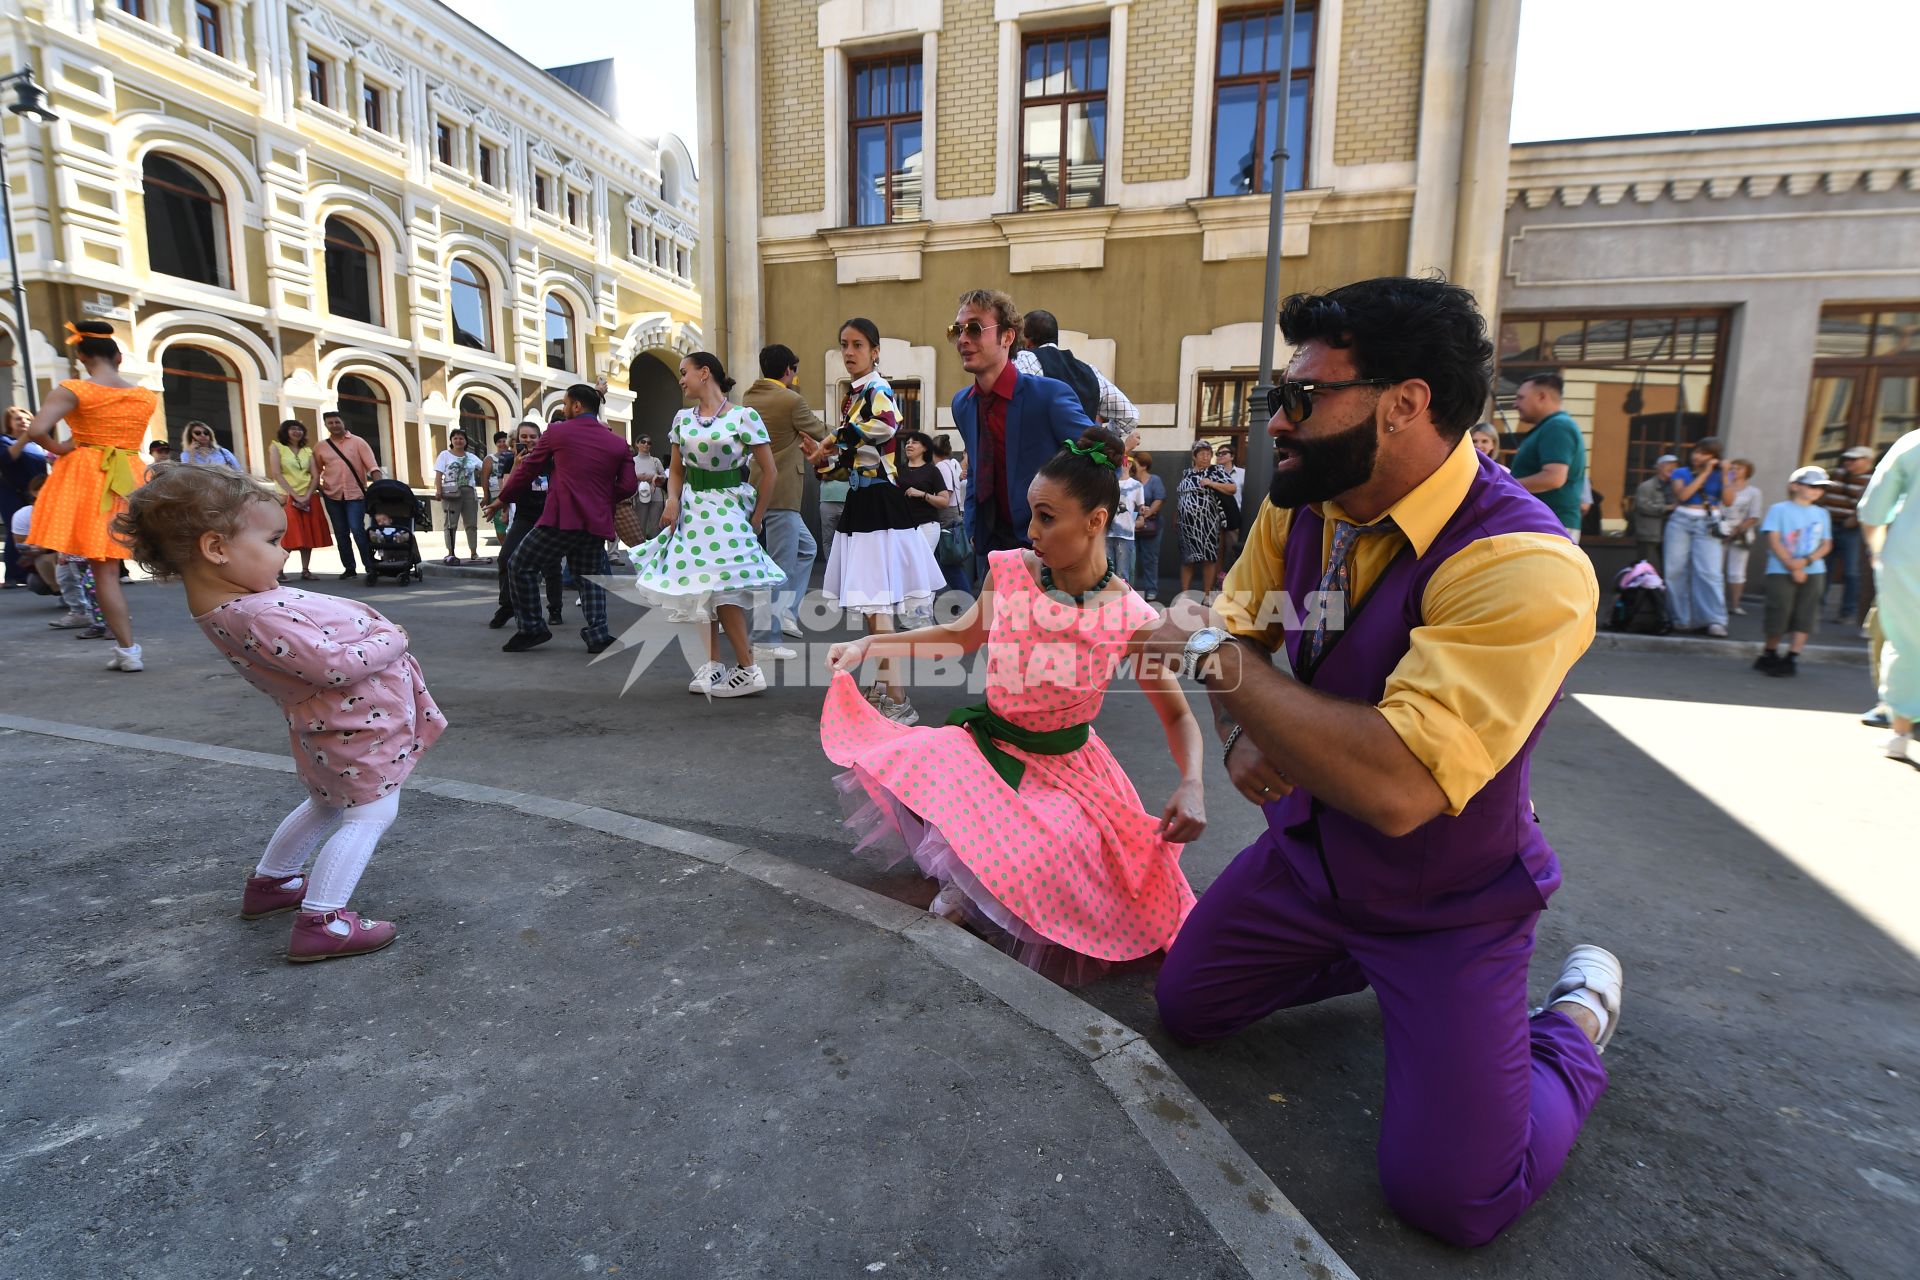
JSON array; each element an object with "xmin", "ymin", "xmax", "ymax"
[{"xmin": 1040, "ymin": 558, "xmax": 1115, "ymax": 606}]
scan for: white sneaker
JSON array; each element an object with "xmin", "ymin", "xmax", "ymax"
[
  {"xmin": 48, "ymin": 611, "xmax": 90, "ymax": 629},
  {"xmin": 687, "ymin": 661, "xmax": 724, "ymax": 694},
  {"xmin": 754, "ymin": 643, "xmax": 798, "ymax": 662},
  {"xmin": 876, "ymin": 694, "xmax": 920, "ymax": 726},
  {"xmin": 928, "ymin": 883, "xmax": 969, "ymax": 921},
  {"xmin": 779, "ymin": 617, "xmax": 804, "ymax": 640},
  {"xmin": 665, "ymin": 606, "xmax": 698, "ymax": 624},
  {"xmin": 1705, "ymin": 623, "xmax": 1728, "ymax": 638},
  {"xmin": 1547, "ymin": 944, "xmax": 1624, "ymax": 1054},
  {"xmin": 107, "ymin": 644, "xmax": 144, "ymax": 672},
  {"xmin": 1884, "ymin": 732, "xmax": 1913, "ymax": 761},
  {"xmin": 709, "ymin": 664, "xmax": 766, "ymax": 698}
]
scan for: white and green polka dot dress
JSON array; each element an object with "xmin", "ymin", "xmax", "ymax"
[{"xmin": 630, "ymin": 405, "xmax": 786, "ymax": 618}]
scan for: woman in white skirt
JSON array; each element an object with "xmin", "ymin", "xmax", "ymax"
[
  {"xmin": 630, "ymin": 351, "xmax": 786, "ymax": 700},
  {"xmin": 812, "ymin": 317, "xmax": 945, "ymax": 726}
]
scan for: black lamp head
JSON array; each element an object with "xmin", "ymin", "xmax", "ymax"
[{"xmin": 6, "ymin": 77, "xmax": 58, "ymax": 125}]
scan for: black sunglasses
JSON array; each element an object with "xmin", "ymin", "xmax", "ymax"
[{"xmin": 1267, "ymin": 378, "xmax": 1397, "ymax": 425}]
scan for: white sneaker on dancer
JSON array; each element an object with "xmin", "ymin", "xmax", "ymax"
[
  {"xmin": 107, "ymin": 644, "xmax": 144, "ymax": 672},
  {"xmin": 687, "ymin": 661, "xmax": 725, "ymax": 694},
  {"xmin": 876, "ymin": 694, "xmax": 919, "ymax": 726},
  {"xmin": 1884, "ymin": 731, "xmax": 1912, "ymax": 761},
  {"xmin": 780, "ymin": 617, "xmax": 804, "ymax": 640},
  {"xmin": 928, "ymin": 883, "xmax": 969, "ymax": 921},
  {"xmin": 710, "ymin": 664, "xmax": 766, "ymax": 698},
  {"xmin": 1547, "ymin": 944, "xmax": 1625, "ymax": 1054}
]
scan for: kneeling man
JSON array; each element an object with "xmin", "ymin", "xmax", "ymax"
[{"xmin": 1153, "ymin": 276, "xmax": 1620, "ymax": 1247}]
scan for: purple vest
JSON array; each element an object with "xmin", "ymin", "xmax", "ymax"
[{"xmin": 1264, "ymin": 451, "xmax": 1573, "ymax": 931}]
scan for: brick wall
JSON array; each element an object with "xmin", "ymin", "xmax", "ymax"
[
  {"xmin": 1122, "ymin": 0, "xmax": 1197, "ymax": 184},
  {"xmin": 1332, "ymin": 0, "xmax": 1426, "ymax": 167},
  {"xmin": 935, "ymin": 0, "xmax": 997, "ymax": 200},
  {"xmin": 759, "ymin": 1, "xmax": 824, "ymax": 216}
]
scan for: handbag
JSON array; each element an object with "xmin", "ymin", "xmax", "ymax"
[
  {"xmin": 935, "ymin": 522, "xmax": 973, "ymax": 568},
  {"xmin": 614, "ymin": 495, "xmax": 648, "ymax": 547}
]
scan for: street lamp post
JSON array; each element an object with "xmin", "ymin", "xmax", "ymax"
[
  {"xmin": 1, "ymin": 69, "xmax": 58, "ymax": 414},
  {"xmin": 1242, "ymin": 0, "xmax": 1296, "ymax": 526}
]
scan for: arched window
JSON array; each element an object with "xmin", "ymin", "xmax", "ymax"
[
  {"xmin": 160, "ymin": 345, "xmax": 241, "ymax": 455},
  {"xmin": 323, "ymin": 216, "xmax": 380, "ymax": 325},
  {"xmin": 334, "ymin": 374, "xmax": 390, "ymax": 468},
  {"xmin": 449, "ymin": 258, "xmax": 491, "ymax": 351},
  {"xmin": 544, "ymin": 294, "xmax": 575, "ymax": 371},
  {"xmin": 142, "ymin": 154, "xmax": 229, "ymax": 287},
  {"xmin": 457, "ymin": 393, "xmax": 497, "ymax": 446},
  {"xmin": 660, "ymin": 149, "xmax": 683, "ymax": 206}
]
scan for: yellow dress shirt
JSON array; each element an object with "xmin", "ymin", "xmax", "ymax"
[{"xmin": 1217, "ymin": 436, "xmax": 1598, "ymax": 814}]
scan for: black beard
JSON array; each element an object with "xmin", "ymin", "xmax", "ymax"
[{"xmin": 1266, "ymin": 413, "xmax": 1380, "ymax": 508}]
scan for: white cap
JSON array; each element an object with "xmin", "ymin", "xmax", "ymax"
[
  {"xmin": 1840, "ymin": 445, "xmax": 1873, "ymax": 460},
  {"xmin": 1655, "ymin": 453, "xmax": 1679, "ymax": 465},
  {"xmin": 1788, "ymin": 465, "xmax": 1832, "ymax": 487}
]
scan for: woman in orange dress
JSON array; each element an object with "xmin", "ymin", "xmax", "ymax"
[{"xmin": 16, "ymin": 320, "xmax": 156, "ymax": 670}]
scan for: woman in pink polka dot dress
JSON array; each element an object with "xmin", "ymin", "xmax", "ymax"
[{"xmin": 821, "ymin": 428, "xmax": 1208, "ymax": 984}]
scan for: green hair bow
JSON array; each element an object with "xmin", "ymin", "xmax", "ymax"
[{"xmin": 1066, "ymin": 439, "xmax": 1112, "ymax": 467}]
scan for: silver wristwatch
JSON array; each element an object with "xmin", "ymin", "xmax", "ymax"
[{"xmin": 1173, "ymin": 626, "xmax": 1229, "ymax": 681}]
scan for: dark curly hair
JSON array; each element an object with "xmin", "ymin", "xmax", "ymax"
[
  {"xmin": 1036, "ymin": 426, "xmax": 1125, "ymax": 520},
  {"xmin": 1277, "ymin": 275, "xmax": 1493, "ymax": 442}
]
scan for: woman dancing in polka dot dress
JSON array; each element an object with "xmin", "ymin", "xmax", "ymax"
[
  {"xmin": 630, "ymin": 352, "xmax": 786, "ymax": 699},
  {"xmin": 820, "ymin": 427, "xmax": 1208, "ymax": 984}
]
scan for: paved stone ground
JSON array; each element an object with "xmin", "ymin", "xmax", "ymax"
[
  {"xmin": 0, "ymin": 736, "xmax": 1248, "ymax": 1280},
  {"xmin": 4, "ymin": 575, "xmax": 1917, "ymax": 1278}
]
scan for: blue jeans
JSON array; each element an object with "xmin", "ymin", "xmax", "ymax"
[
  {"xmin": 1829, "ymin": 523, "xmax": 1862, "ymax": 618},
  {"xmin": 759, "ymin": 508, "xmax": 816, "ymax": 643},
  {"xmin": 1107, "ymin": 534, "xmax": 1136, "ymax": 590},
  {"xmin": 1135, "ymin": 526, "xmax": 1163, "ymax": 598},
  {"xmin": 1663, "ymin": 508, "xmax": 1727, "ymax": 631},
  {"xmin": 323, "ymin": 495, "xmax": 374, "ymax": 574}
]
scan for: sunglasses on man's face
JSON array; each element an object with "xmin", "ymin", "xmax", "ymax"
[
  {"xmin": 1266, "ymin": 378, "xmax": 1398, "ymax": 425},
  {"xmin": 945, "ymin": 320, "xmax": 1002, "ymax": 344}
]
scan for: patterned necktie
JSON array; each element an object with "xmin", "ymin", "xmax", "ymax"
[{"xmin": 1307, "ymin": 518, "xmax": 1397, "ymax": 667}]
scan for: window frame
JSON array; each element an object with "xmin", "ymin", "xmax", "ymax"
[
  {"xmin": 434, "ymin": 120, "xmax": 457, "ymax": 168},
  {"xmin": 477, "ymin": 143, "xmax": 498, "ymax": 188},
  {"xmin": 305, "ymin": 54, "xmax": 330, "ymax": 107},
  {"xmin": 160, "ymin": 344, "xmax": 244, "ymax": 457},
  {"xmin": 1207, "ymin": 2, "xmax": 1318, "ymax": 199},
  {"xmin": 118, "ymin": 0, "xmax": 149, "ymax": 19},
  {"xmin": 847, "ymin": 50, "xmax": 924, "ymax": 227},
  {"xmin": 565, "ymin": 189, "xmax": 582, "ymax": 228},
  {"xmin": 333, "ymin": 373, "xmax": 391, "ymax": 470},
  {"xmin": 544, "ymin": 293, "xmax": 576, "ymax": 372},
  {"xmin": 360, "ymin": 82, "xmax": 384, "ymax": 134},
  {"xmin": 193, "ymin": 0, "xmax": 225, "ymax": 59},
  {"xmin": 1016, "ymin": 25, "xmax": 1111, "ymax": 214},
  {"xmin": 1801, "ymin": 303, "xmax": 1920, "ymax": 465},
  {"xmin": 448, "ymin": 257, "xmax": 493, "ymax": 353},
  {"xmin": 1193, "ymin": 371, "xmax": 1259, "ymax": 460},
  {"xmin": 141, "ymin": 152, "xmax": 233, "ymax": 290},
  {"xmin": 533, "ymin": 172, "xmax": 552, "ymax": 214},
  {"xmin": 322, "ymin": 215, "xmax": 383, "ymax": 328}
]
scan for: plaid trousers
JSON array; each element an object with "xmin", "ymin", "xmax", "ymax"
[{"xmin": 509, "ymin": 526, "xmax": 611, "ymax": 643}]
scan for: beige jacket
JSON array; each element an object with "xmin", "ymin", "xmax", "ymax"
[{"xmin": 742, "ymin": 377, "xmax": 830, "ymax": 512}]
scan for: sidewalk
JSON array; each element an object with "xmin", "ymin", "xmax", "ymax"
[{"xmin": 0, "ymin": 726, "xmax": 1350, "ymax": 1280}]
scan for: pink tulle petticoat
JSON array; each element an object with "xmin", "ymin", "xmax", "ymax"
[{"xmin": 832, "ymin": 765, "xmax": 1120, "ymax": 987}]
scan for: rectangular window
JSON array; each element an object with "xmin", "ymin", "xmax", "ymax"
[
  {"xmin": 839, "ymin": 378, "xmax": 922, "ymax": 433},
  {"xmin": 675, "ymin": 248, "xmax": 688, "ymax": 279},
  {"xmin": 1018, "ymin": 28, "xmax": 1109, "ymax": 212},
  {"xmin": 435, "ymin": 121, "xmax": 454, "ymax": 167},
  {"xmin": 1194, "ymin": 373, "xmax": 1259, "ymax": 459},
  {"xmin": 306, "ymin": 56, "xmax": 329, "ymax": 107},
  {"xmin": 534, "ymin": 174, "xmax": 550, "ymax": 211},
  {"xmin": 1499, "ymin": 310, "xmax": 1729, "ymax": 536},
  {"xmin": 1803, "ymin": 304, "xmax": 1920, "ymax": 468},
  {"xmin": 118, "ymin": 1, "xmax": 148, "ymax": 20},
  {"xmin": 477, "ymin": 144, "xmax": 496, "ymax": 187},
  {"xmin": 629, "ymin": 224, "xmax": 641, "ymax": 257},
  {"xmin": 566, "ymin": 190, "xmax": 582, "ymax": 227},
  {"xmin": 1209, "ymin": 4, "xmax": 1316, "ymax": 198},
  {"xmin": 361, "ymin": 84, "xmax": 383, "ymax": 133},
  {"xmin": 194, "ymin": 1, "xmax": 225, "ymax": 58},
  {"xmin": 653, "ymin": 235, "xmax": 667, "ymax": 268},
  {"xmin": 848, "ymin": 52, "xmax": 923, "ymax": 226}
]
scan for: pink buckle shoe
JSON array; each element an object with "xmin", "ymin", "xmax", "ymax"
[
  {"xmin": 241, "ymin": 873, "xmax": 306, "ymax": 920},
  {"xmin": 286, "ymin": 909, "xmax": 397, "ymax": 963}
]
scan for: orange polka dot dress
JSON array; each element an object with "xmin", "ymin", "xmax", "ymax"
[
  {"xmin": 26, "ymin": 380, "xmax": 156, "ymax": 560},
  {"xmin": 821, "ymin": 549, "xmax": 1196, "ymax": 981}
]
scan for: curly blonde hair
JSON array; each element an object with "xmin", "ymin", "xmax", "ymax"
[{"xmin": 110, "ymin": 462, "xmax": 281, "ymax": 576}]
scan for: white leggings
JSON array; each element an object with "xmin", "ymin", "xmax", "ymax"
[{"xmin": 255, "ymin": 790, "xmax": 401, "ymax": 913}]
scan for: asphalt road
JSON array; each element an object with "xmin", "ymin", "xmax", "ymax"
[{"xmin": 2, "ymin": 572, "xmax": 1915, "ymax": 1279}]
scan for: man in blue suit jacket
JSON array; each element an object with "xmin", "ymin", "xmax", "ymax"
[{"xmin": 948, "ymin": 289, "xmax": 1094, "ymax": 580}]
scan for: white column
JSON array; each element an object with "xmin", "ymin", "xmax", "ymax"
[
  {"xmin": 1450, "ymin": 0, "xmax": 1521, "ymax": 316},
  {"xmin": 721, "ymin": 0, "xmax": 762, "ymax": 376},
  {"xmin": 1405, "ymin": 0, "xmax": 1474, "ymax": 276},
  {"xmin": 694, "ymin": 0, "xmax": 728, "ymax": 363}
]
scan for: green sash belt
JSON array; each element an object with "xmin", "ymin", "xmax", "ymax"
[
  {"xmin": 685, "ymin": 466, "xmax": 744, "ymax": 491},
  {"xmin": 944, "ymin": 703, "xmax": 1089, "ymax": 791},
  {"xmin": 93, "ymin": 445, "xmax": 140, "ymax": 513}
]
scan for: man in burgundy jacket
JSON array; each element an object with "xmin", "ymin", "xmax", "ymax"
[{"xmin": 498, "ymin": 383, "xmax": 637, "ymax": 653}]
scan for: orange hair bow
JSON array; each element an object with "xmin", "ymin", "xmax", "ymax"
[{"xmin": 63, "ymin": 321, "xmax": 85, "ymax": 346}]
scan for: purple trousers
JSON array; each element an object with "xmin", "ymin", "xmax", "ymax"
[{"xmin": 1156, "ymin": 841, "xmax": 1608, "ymax": 1247}]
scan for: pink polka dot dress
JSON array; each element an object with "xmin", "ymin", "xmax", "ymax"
[
  {"xmin": 821, "ymin": 550, "xmax": 1196, "ymax": 981},
  {"xmin": 195, "ymin": 587, "xmax": 446, "ymax": 808}
]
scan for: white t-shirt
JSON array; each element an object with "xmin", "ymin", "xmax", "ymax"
[
  {"xmin": 434, "ymin": 449, "xmax": 484, "ymax": 492},
  {"xmin": 1226, "ymin": 466, "xmax": 1246, "ymax": 497},
  {"xmin": 937, "ymin": 457, "xmax": 967, "ymax": 519},
  {"xmin": 1112, "ymin": 476, "xmax": 1143, "ymax": 540},
  {"xmin": 10, "ymin": 504, "xmax": 33, "ymax": 541}
]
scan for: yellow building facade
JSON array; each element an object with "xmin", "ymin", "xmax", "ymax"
[
  {"xmin": 2, "ymin": 0, "xmax": 701, "ymax": 487},
  {"xmin": 697, "ymin": 0, "xmax": 1520, "ymax": 453}
]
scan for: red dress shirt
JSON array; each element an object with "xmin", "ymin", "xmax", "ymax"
[{"xmin": 969, "ymin": 361, "xmax": 1018, "ymax": 526}]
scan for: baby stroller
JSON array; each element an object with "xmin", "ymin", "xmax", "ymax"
[{"xmin": 361, "ymin": 478, "xmax": 427, "ymax": 585}]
